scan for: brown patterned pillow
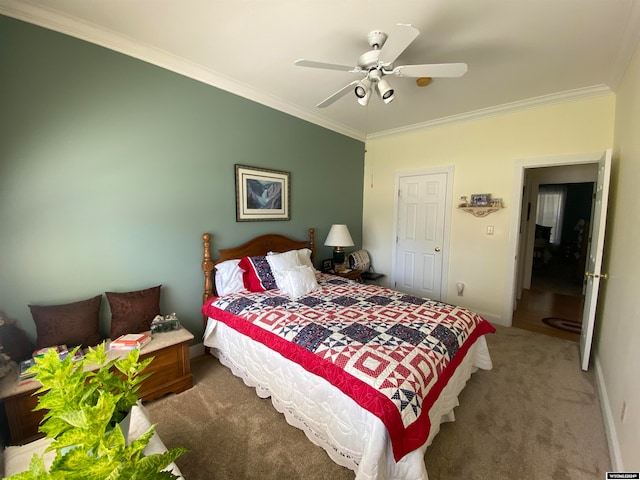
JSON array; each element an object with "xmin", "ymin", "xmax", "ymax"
[
  {"xmin": 107, "ymin": 285, "xmax": 161, "ymax": 339},
  {"xmin": 30, "ymin": 295, "xmax": 103, "ymax": 349}
]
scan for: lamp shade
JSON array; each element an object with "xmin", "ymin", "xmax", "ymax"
[{"xmin": 324, "ymin": 224, "xmax": 354, "ymax": 247}]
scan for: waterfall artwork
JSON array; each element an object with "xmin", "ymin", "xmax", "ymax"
[{"xmin": 235, "ymin": 164, "xmax": 290, "ymax": 221}]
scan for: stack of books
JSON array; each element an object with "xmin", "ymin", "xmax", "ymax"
[
  {"xmin": 33, "ymin": 344, "xmax": 68, "ymax": 360},
  {"xmin": 19, "ymin": 345, "xmax": 85, "ymax": 385},
  {"xmin": 18, "ymin": 358, "xmax": 36, "ymax": 385},
  {"xmin": 32, "ymin": 345, "xmax": 84, "ymax": 362},
  {"xmin": 109, "ymin": 333, "xmax": 151, "ymax": 351}
]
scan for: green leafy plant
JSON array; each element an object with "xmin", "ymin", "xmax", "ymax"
[{"xmin": 7, "ymin": 343, "xmax": 186, "ymax": 479}]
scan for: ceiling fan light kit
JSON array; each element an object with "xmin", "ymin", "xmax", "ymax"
[
  {"xmin": 355, "ymin": 77, "xmax": 372, "ymax": 99},
  {"xmin": 377, "ymin": 77, "xmax": 394, "ymax": 103},
  {"xmin": 295, "ymin": 24, "xmax": 467, "ymax": 108}
]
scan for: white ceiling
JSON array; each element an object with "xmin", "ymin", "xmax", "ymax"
[{"xmin": 2, "ymin": 0, "xmax": 640, "ymax": 140}]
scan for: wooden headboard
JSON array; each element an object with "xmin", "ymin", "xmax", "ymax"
[{"xmin": 201, "ymin": 228, "xmax": 316, "ymax": 310}]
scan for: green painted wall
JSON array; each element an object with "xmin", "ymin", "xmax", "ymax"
[{"xmin": 0, "ymin": 16, "xmax": 364, "ymax": 342}]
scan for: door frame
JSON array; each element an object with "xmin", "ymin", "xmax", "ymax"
[
  {"xmin": 392, "ymin": 165, "xmax": 454, "ymax": 302},
  {"xmin": 502, "ymin": 150, "xmax": 610, "ymax": 325}
]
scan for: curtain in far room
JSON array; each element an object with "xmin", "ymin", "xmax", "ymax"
[{"xmin": 536, "ymin": 184, "xmax": 567, "ymax": 245}]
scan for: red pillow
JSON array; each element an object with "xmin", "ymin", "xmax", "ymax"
[{"xmin": 238, "ymin": 256, "xmax": 277, "ymax": 292}]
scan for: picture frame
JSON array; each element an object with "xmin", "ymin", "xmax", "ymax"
[
  {"xmin": 321, "ymin": 258, "xmax": 334, "ymax": 272},
  {"xmin": 235, "ymin": 164, "xmax": 290, "ymax": 222},
  {"xmin": 490, "ymin": 198, "xmax": 503, "ymax": 207},
  {"xmin": 470, "ymin": 193, "xmax": 490, "ymax": 207}
]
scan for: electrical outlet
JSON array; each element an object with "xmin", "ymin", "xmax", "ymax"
[
  {"xmin": 621, "ymin": 401, "xmax": 628, "ymax": 422},
  {"xmin": 487, "ymin": 225, "xmax": 494, "ymax": 235}
]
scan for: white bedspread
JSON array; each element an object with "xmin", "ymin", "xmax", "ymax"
[{"xmin": 204, "ymin": 317, "xmax": 492, "ymax": 480}]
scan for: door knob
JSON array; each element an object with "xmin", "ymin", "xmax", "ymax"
[
  {"xmin": 585, "ymin": 272, "xmax": 609, "ymax": 279},
  {"xmin": 435, "ymin": 247, "xmax": 441, "ymax": 252}
]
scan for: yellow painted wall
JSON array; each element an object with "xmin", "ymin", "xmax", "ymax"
[
  {"xmin": 364, "ymin": 95, "xmax": 615, "ymax": 322},
  {"xmin": 596, "ymin": 38, "xmax": 640, "ymax": 470}
]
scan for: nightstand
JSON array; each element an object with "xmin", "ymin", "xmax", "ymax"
[
  {"xmin": 329, "ymin": 269, "xmax": 363, "ymax": 282},
  {"xmin": 361, "ymin": 272, "xmax": 385, "ymax": 284}
]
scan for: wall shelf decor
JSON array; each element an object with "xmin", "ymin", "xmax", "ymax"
[
  {"xmin": 458, "ymin": 194, "xmax": 504, "ymax": 217},
  {"xmin": 458, "ymin": 206, "xmax": 503, "ymax": 217}
]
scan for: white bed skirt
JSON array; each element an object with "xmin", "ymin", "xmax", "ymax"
[{"xmin": 204, "ymin": 318, "xmax": 493, "ymax": 480}]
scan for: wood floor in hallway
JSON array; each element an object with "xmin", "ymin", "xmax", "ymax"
[{"xmin": 512, "ymin": 288, "xmax": 584, "ymax": 342}]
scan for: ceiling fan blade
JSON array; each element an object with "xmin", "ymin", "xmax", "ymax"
[
  {"xmin": 378, "ymin": 24, "xmax": 420, "ymax": 66},
  {"xmin": 392, "ymin": 63, "xmax": 468, "ymax": 78},
  {"xmin": 316, "ymin": 80, "xmax": 359, "ymax": 108},
  {"xmin": 295, "ymin": 59, "xmax": 360, "ymax": 73}
]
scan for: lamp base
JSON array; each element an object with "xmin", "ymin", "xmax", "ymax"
[{"xmin": 333, "ymin": 247, "xmax": 346, "ymax": 272}]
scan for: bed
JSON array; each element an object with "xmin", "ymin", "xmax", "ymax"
[{"xmin": 200, "ymin": 229, "xmax": 495, "ymax": 480}]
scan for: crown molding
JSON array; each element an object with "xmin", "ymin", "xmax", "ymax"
[
  {"xmin": 1, "ymin": 1, "xmax": 622, "ymax": 143},
  {"xmin": 607, "ymin": 0, "xmax": 640, "ymax": 90},
  {"xmin": 0, "ymin": 0, "xmax": 365, "ymax": 142},
  {"xmin": 367, "ymin": 85, "xmax": 614, "ymax": 140}
]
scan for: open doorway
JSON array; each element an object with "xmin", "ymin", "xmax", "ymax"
[
  {"xmin": 530, "ymin": 182, "xmax": 594, "ymax": 297},
  {"xmin": 512, "ymin": 164, "xmax": 598, "ymax": 342}
]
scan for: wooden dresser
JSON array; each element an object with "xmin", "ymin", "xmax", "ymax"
[{"xmin": 0, "ymin": 327, "xmax": 193, "ymax": 445}]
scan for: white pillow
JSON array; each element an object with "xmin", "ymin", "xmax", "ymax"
[
  {"xmin": 215, "ymin": 259, "xmax": 246, "ymax": 296},
  {"xmin": 266, "ymin": 250, "xmax": 302, "ymax": 290},
  {"xmin": 277, "ymin": 265, "xmax": 319, "ymax": 299},
  {"xmin": 268, "ymin": 248, "xmax": 316, "ymax": 271},
  {"xmin": 296, "ymin": 248, "xmax": 316, "ymax": 270}
]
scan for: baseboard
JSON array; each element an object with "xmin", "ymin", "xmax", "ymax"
[
  {"xmin": 189, "ymin": 342, "xmax": 205, "ymax": 359},
  {"xmin": 475, "ymin": 310, "xmax": 507, "ymax": 327},
  {"xmin": 594, "ymin": 354, "xmax": 623, "ymax": 470}
]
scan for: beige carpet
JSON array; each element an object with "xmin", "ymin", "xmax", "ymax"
[{"xmin": 145, "ymin": 326, "xmax": 611, "ymax": 479}]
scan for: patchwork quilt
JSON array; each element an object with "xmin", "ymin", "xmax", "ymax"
[{"xmin": 202, "ymin": 273, "xmax": 495, "ymax": 461}]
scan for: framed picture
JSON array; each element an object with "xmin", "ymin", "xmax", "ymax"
[
  {"xmin": 490, "ymin": 198, "xmax": 503, "ymax": 207},
  {"xmin": 322, "ymin": 258, "xmax": 334, "ymax": 272},
  {"xmin": 235, "ymin": 164, "xmax": 290, "ymax": 222},
  {"xmin": 470, "ymin": 193, "xmax": 490, "ymax": 207}
]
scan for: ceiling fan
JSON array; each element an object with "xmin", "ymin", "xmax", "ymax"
[{"xmin": 294, "ymin": 23, "xmax": 467, "ymax": 108}]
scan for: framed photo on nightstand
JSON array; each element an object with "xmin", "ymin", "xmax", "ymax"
[{"xmin": 321, "ymin": 258, "xmax": 333, "ymax": 272}]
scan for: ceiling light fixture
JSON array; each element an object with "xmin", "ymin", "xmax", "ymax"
[
  {"xmin": 354, "ymin": 77, "xmax": 372, "ymax": 106},
  {"xmin": 353, "ymin": 69, "xmax": 395, "ymax": 106},
  {"xmin": 377, "ymin": 78, "xmax": 394, "ymax": 104},
  {"xmin": 354, "ymin": 77, "xmax": 371, "ymax": 99},
  {"xmin": 357, "ymin": 88, "xmax": 371, "ymax": 106}
]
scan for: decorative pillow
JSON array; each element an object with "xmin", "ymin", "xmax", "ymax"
[
  {"xmin": 296, "ymin": 248, "xmax": 316, "ymax": 271},
  {"xmin": 30, "ymin": 295, "xmax": 103, "ymax": 349},
  {"xmin": 277, "ymin": 265, "xmax": 319, "ymax": 299},
  {"xmin": 107, "ymin": 285, "xmax": 161, "ymax": 339},
  {"xmin": 238, "ymin": 256, "xmax": 277, "ymax": 292},
  {"xmin": 215, "ymin": 259, "xmax": 247, "ymax": 296},
  {"xmin": 267, "ymin": 250, "xmax": 303, "ymax": 291}
]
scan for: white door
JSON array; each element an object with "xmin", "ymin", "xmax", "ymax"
[
  {"xmin": 395, "ymin": 173, "xmax": 447, "ymax": 299},
  {"xmin": 580, "ymin": 149, "xmax": 612, "ymax": 371}
]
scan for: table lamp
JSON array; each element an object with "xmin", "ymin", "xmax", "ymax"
[{"xmin": 324, "ymin": 224, "xmax": 354, "ymax": 272}]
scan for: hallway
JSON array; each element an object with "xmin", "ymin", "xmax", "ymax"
[{"xmin": 512, "ymin": 288, "xmax": 583, "ymax": 342}]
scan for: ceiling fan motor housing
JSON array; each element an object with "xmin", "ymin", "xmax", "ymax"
[{"xmin": 367, "ymin": 30, "xmax": 387, "ymax": 49}]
